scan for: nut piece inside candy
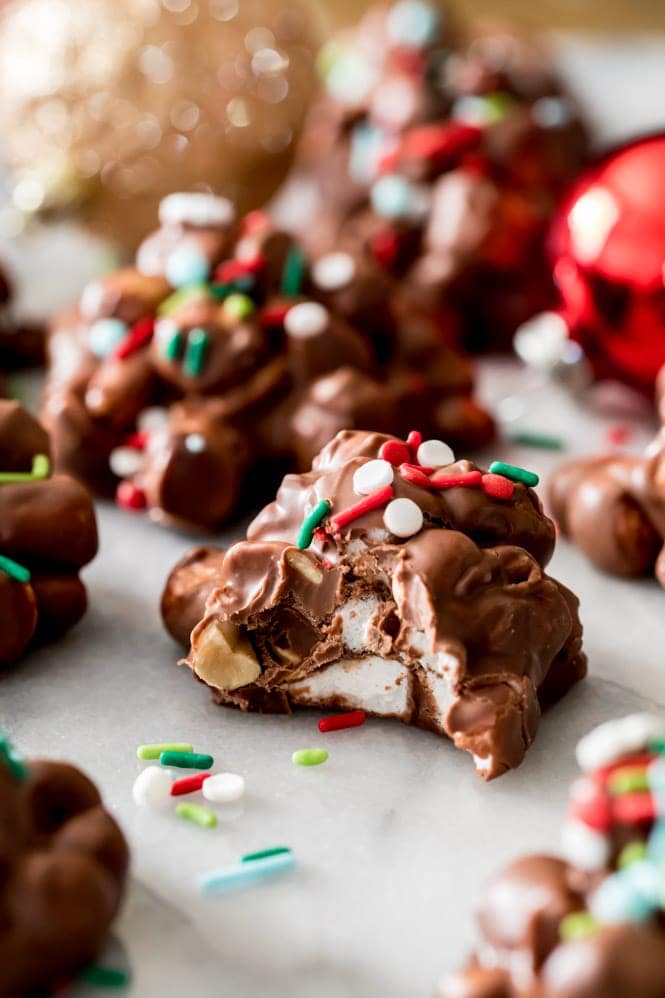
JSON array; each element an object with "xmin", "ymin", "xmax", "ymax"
[
  {"xmin": 284, "ymin": 548, "xmax": 324, "ymax": 585},
  {"xmin": 191, "ymin": 619, "xmax": 260, "ymax": 691}
]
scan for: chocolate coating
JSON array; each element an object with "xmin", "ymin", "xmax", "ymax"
[
  {"xmin": 163, "ymin": 429, "xmax": 585, "ymax": 778},
  {"xmin": 296, "ymin": 3, "xmax": 588, "ymax": 353},
  {"xmin": 548, "ymin": 430, "xmax": 665, "ymax": 583},
  {"xmin": 43, "ymin": 197, "xmax": 494, "ymax": 532},
  {"xmin": 0, "ymin": 400, "xmax": 98, "ymax": 665},
  {"xmin": 0, "ymin": 261, "xmax": 44, "ymax": 370},
  {"xmin": 0, "ymin": 753, "xmax": 128, "ymax": 996}
]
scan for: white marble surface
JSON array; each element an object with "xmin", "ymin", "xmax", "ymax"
[{"xmin": 3, "ymin": 32, "xmax": 665, "ymax": 998}]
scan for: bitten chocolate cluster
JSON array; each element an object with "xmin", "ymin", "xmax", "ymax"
[
  {"xmin": 0, "ymin": 736, "xmax": 129, "ymax": 996},
  {"xmin": 296, "ymin": 0, "xmax": 587, "ymax": 352},
  {"xmin": 0, "ymin": 260, "xmax": 43, "ymax": 370},
  {"xmin": 0, "ymin": 399, "xmax": 98, "ymax": 665},
  {"xmin": 162, "ymin": 429, "xmax": 585, "ymax": 779},
  {"xmin": 41, "ymin": 192, "xmax": 493, "ymax": 531},
  {"xmin": 438, "ymin": 714, "xmax": 665, "ymax": 996}
]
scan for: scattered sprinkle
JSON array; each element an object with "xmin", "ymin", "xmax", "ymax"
[
  {"xmin": 114, "ymin": 317, "xmax": 155, "ymax": 360},
  {"xmin": 319, "ymin": 710, "xmax": 366, "ymax": 733},
  {"xmin": 163, "ymin": 326, "xmax": 184, "ymax": 362},
  {"xmin": 489, "ymin": 461, "xmax": 539, "ymax": 487},
  {"xmin": 481, "ymin": 473, "xmax": 515, "ymax": 500},
  {"xmin": 165, "ymin": 245, "xmax": 211, "ymax": 289},
  {"xmin": 160, "ymin": 751, "xmax": 213, "ymax": 770},
  {"xmin": 509, "ymin": 431, "xmax": 565, "ymax": 451},
  {"xmin": 0, "ymin": 732, "xmax": 27, "ymax": 782},
  {"xmin": 430, "ymin": 470, "xmax": 482, "ymax": 490},
  {"xmin": 384, "ymin": 496, "xmax": 424, "ymax": 537},
  {"xmin": 89, "ymin": 318, "xmax": 128, "ymax": 359},
  {"xmin": 132, "ymin": 766, "xmax": 172, "ymax": 808},
  {"xmin": 618, "ymin": 842, "xmax": 649, "ymax": 869},
  {"xmin": 284, "ymin": 301, "xmax": 329, "ymax": 339},
  {"xmin": 224, "ymin": 293, "xmax": 255, "ymax": 320},
  {"xmin": 0, "ymin": 554, "xmax": 31, "ymax": 584},
  {"xmin": 241, "ymin": 846, "xmax": 292, "ymax": 863},
  {"xmin": 183, "ymin": 328, "xmax": 209, "ymax": 378},
  {"xmin": 202, "ymin": 772, "xmax": 245, "ymax": 804},
  {"xmin": 0, "ymin": 453, "xmax": 50, "ymax": 483},
  {"xmin": 200, "ymin": 851, "xmax": 296, "ymax": 894},
  {"xmin": 292, "ymin": 747, "xmax": 328, "ymax": 767},
  {"xmin": 281, "ymin": 246, "xmax": 306, "ymax": 297},
  {"xmin": 116, "ymin": 481, "xmax": 147, "ymax": 511},
  {"xmin": 406, "ymin": 430, "xmax": 422, "ymax": 452},
  {"xmin": 329, "ymin": 485, "xmax": 394, "ymax": 533},
  {"xmin": 297, "ymin": 499, "xmax": 332, "ymax": 550},
  {"xmin": 171, "ymin": 773, "xmax": 212, "ymax": 797},
  {"xmin": 399, "ymin": 463, "xmax": 433, "ymax": 488},
  {"xmin": 559, "ymin": 911, "xmax": 599, "ymax": 943},
  {"xmin": 608, "ymin": 766, "xmax": 650, "ymax": 797},
  {"xmin": 176, "ymin": 802, "xmax": 217, "ymax": 829},
  {"xmin": 605, "ymin": 424, "xmax": 632, "ymax": 447},
  {"xmin": 416, "ymin": 439, "xmax": 454, "ymax": 467},
  {"xmin": 353, "ymin": 459, "xmax": 394, "ymax": 496},
  {"xmin": 81, "ymin": 965, "xmax": 131, "ymax": 989},
  {"xmin": 379, "ymin": 439, "xmax": 412, "ymax": 466}
]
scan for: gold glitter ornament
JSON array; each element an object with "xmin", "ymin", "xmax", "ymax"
[{"xmin": 0, "ymin": 0, "xmax": 324, "ymax": 248}]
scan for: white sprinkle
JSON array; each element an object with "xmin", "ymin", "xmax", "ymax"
[
  {"xmin": 80, "ymin": 279, "xmax": 105, "ymax": 320},
  {"xmin": 137, "ymin": 406, "xmax": 170, "ymax": 432},
  {"xmin": 109, "ymin": 446, "xmax": 143, "ymax": 479},
  {"xmin": 312, "ymin": 252, "xmax": 356, "ymax": 291},
  {"xmin": 383, "ymin": 497, "xmax": 423, "ymax": 538},
  {"xmin": 353, "ymin": 459, "xmax": 394, "ymax": 496},
  {"xmin": 132, "ymin": 766, "xmax": 172, "ymax": 809},
  {"xmin": 561, "ymin": 819, "xmax": 609, "ymax": 873},
  {"xmin": 514, "ymin": 311, "xmax": 569, "ymax": 370},
  {"xmin": 185, "ymin": 433, "xmax": 206, "ymax": 454},
  {"xmin": 576, "ymin": 714, "xmax": 665, "ymax": 773},
  {"xmin": 202, "ymin": 772, "xmax": 245, "ymax": 803},
  {"xmin": 159, "ymin": 192, "xmax": 236, "ymax": 229},
  {"xmin": 417, "ymin": 439, "xmax": 454, "ymax": 468},
  {"xmin": 284, "ymin": 302, "xmax": 329, "ymax": 339}
]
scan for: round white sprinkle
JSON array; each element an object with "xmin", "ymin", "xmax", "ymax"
[
  {"xmin": 353, "ymin": 459, "xmax": 394, "ymax": 496},
  {"xmin": 132, "ymin": 766, "xmax": 172, "ymax": 809},
  {"xmin": 159, "ymin": 192, "xmax": 236, "ymax": 229},
  {"xmin": 576, "ymin": 713, "xmax": 665, "ymax": 773},
  {"xmin": 416, "ymin": 439, "xmax": 455, "ymax": 468},
  {"xmin": 383, "ymin": 497, "xmax": 423, "ymax": 538},
  {"xmin": 312, "ymin": 252, "xmax": 356, "ymax": 291},
  {"xmin": 561, "ymin": 819, "xmax": 609, "ymax": 873},
  {"xmin": 185, "ymin": 433, "xmax": 206, "ymax": 454},
  {"xmin": 109, "ymin": 446, "xmax": 143, "ymax": 479},
  {"xmin": 137, "ymin": 406, "xmax": 170, "ymax": 432},
  {"xmin": 284, "ymin": 302, "xmax": 329, "ymax": 339},
  {"xmin": 202, "ymin": 772, "xmax": 245, "ymax": 804}
]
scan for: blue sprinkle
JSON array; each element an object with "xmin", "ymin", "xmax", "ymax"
[
  {"xmin": 88, "ymin": 318, "xmax": 128, "ymax": 359},
  {"xmin": 592, "ymin": 866, "xmax": 659, "ymax": 924},
  {"xmin": 648, "ymin": 819, "xmax": 665, "ymax": 863},
  {"xmin": 350, "ymin": 123, "xmax": 388, "ymax": 185},
  {"xmin": 371, "ymin": 174, "xmax": 414, "ymax": 220},
  {"xmin": 166, "ymin": 245, "xmax": 211, "ymax": 289},
  {"xmin": 200, "ymin": 852, "xmax": 296, "ymax": 895},
  {"xmin": 386, "ymin": 0, "xmax": 440, "ymax": 48},
  {"xmin": 327, "ymin": 53, "xmax": 376, "ymax": 103}
]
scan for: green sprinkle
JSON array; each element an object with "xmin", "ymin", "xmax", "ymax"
[
  {"xmin": 0, "ymin": 733, "xmax": 28, "ymax": 782},
  {"xmin": 160, "ymin": 750, "xmax": 213, "ymax": 769},
  {"xmin": 157, "ymin": 284, "xmax": 211, "ymax": 316},
  {"xmin": 509, "ymin": 432, "xmax": 565, "ymax": 452},
  {"xmin": 559, "ymin": 911, "xmax": 599, "ymax": 943},
  {"xmin": 649, "ymin": 737, "xmax": 665, "ymax": 755},
  {"xmin": 183, "ymin": 328, "xmax": 209, "ymax": 378},
  {"xmin": 210, "ymin": 282, "xmax": 233, "ymax": 301},
  {"xmin": 176, "ymin": 802, "xmax": 217, "ymax": 829},
  {"xmin": 0, "ymin": 453, "xmax": 50, "ymax": 483},
  {"xmin": 224, "ymin": 293, "xmax": 255, "ymax": 320},
  {"xmin": 292, "ymin": 747, "xmax": 328, "ymax": 767},
  {"xmin": 0, "ymin": 554, "xmax": 31, "ymax": 584},
  {"xmin": 618, "ymin": 841, "xmax": 649, "ymax": 869},
  {"xmin": 241, "ymin": 846, "xmax": 292, "ymax": 864},
  {"xmin": 608, "ymin": 766, "xmax": 650, "ymax": 797},
  {"xmin": 489, "ymin": 461, "xmax": 539, "ymax": 487},
  {"xmin": 281, "ymin": 246, "xmax": 305, "ymax": 297},
  {"xmin": 296, "ymin": 499, "xmax": 332, "ymax": 550},
  {"xmin": 137, "ymin": 742, "xmax": 193, "ymax": 760},
  {"xmin": 82, "ymin": 965, "xmax": 131, "ymax": 988},
  {"xmin": 164, "ymin": 328, "xmax": 183, "ymax": 362}
]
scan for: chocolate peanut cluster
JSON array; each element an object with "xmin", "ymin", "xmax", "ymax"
[
  {"xmin": 0, "ymin": 399, "xmax": 98, "ymax": 665},
  {"xmin": 0, "ymin": 260, "xmax": 43, "ymax": 371},
  {"xmin": 296, "ymin": 0, "xmax": 587, "ymax": 352},
  {"xmin": 0, "ymin": 735, "xmax": 129, "ymax": 996},
  {"xmin": 162, "ymin": 429, "xmax": 585, "ymax": 779},
  {"xmin": 42, "ymin": 192, "xmax": 493, "ymax": 531},
  {"xmin": 439, "ymin": 714, "xmax": 665, "ymax": 996}
]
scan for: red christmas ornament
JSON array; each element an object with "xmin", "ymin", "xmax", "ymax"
[{"xmin": 518, "ymin": 135, "xmax": 665, "ymax": 396}]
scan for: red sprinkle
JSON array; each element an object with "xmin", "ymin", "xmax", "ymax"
[
  {"xmin": 379, "ymin": 440, "xmax": 412, "ymax": 466},
  {"xmin": 113, "ymin": 318, "xmax": 155, "ymax": 360},
  {"xmin": 400, "ymin": 463, "xmax": 433, "ymax": 488},
  {"xmin": 430, "ymin": 470, "xmax": 482, "ymax": 490},
  {"xmin": 399, "ymin": 121, "xmax": 482, "ymax": 167},
  {"xmin": 125, "ymin": 430, "xmax": 150, "ymax": 451},
  {"xmin": 481, "ymin": 473, "xmax": 515, "ymax": 500},
  {"xmin": 613, "ymin": 792, "xmax": 657, "ymax": 825},
  {"xmin": 260, "ymin": 302, "xmax": 292, "ymax": 328},
  {"xmin": 215, "ymin": 256, "xmax": 265, "ymax": 283},
  {"xmin": 242, "ymin": 210, "xmax": 269, "ymax": 235},
  {"xmin": 170, "ymin": 772, "xmax": 211, "ymax": 796},
  {"xmin": 596, "ymin": 753, "xmax": 656, "ymax": 783},
  {"xmin": 329, "ymin": 485, "xmax": 394, "ymax": 533},
  {"xmin": 569, "ymin": 785, "xmax": 613, "ymax": 833},
  {"xmin": 407, "ymin": 430, "xmax": 422, "ymax": 453},
  {"xmin": 605, "ymin": 424, "xmax": 632, "ymax": 447},
  {"xmin": 116, "ymin": 481, "xmax": 147, "ymax": 511},
  {"xmin": 370, "ymin": 228, "xmax": 399, "ymax": 270},
  {"xmin": 319, "ymin": 710, "xmax": 366, "ymax": 733}
]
